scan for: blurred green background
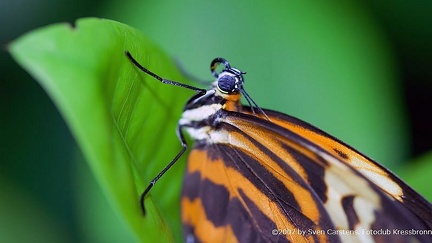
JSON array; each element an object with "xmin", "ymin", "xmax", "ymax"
[{"xmin": 1, "ymin": 0, "xmax": 431, "ymax": 242}]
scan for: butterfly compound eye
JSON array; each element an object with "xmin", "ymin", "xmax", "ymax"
[{"xmin": 217, "ymin": 75, "xmax": 237, "ymax": 94}]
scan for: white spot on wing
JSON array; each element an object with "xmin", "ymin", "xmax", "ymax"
[
  {"xmin": 350, "ymin": 157, "xmax": 403, "ymax": 199},
  {"xmin": 323, "ymin": 155, "xmax": 381, "ymax": 234}
]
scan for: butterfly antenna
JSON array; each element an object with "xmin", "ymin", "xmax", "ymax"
[{"xmin": 241, "ymin": 88, "xmax": 270, "ymax": 120}]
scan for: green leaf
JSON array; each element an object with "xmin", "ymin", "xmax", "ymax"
[{"xmin": 9, "ymin": 17, "xmax": 190, "ymax": 242}]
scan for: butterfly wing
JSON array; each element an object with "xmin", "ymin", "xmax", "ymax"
[
  {"xmin": 251, "ymin": 108, "xmax": 432, "ymax": 228},
  {"xmin": 181, "ymin": 108, "xmax": 432, "ymax": 243}
]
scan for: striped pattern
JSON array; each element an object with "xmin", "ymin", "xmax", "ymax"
[
  {"xmin": 181, "ymin": 103, "xmax": 432, "ymax": 242},
  {"xmin": 125, "ymin": 52, "xmax": 432, "ymax": 242}
]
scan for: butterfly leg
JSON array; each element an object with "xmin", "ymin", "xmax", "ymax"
[
  {"xmin": 139, "ymin": 124, "xmax": 188, "ymax": 215},
  {"xmin": 124, "ymin": 51, "xmax": 207, "ymax": 215}
]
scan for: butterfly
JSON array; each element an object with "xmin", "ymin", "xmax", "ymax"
[{"xmin": 125, "ymin": 51, "xmax": 432, "ymax": 243}]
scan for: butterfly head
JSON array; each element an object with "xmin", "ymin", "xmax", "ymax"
[
  {"xmin": 211, "ymin": 57, "xmax": 246, "ymax": 95},
  {"xmin": 208, "ymin": 57, "xmax": 268, "ymax": 118}
]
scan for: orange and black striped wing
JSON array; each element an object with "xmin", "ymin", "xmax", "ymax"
[
  {"xmin": 181, "ymin": 108, "xmax": 432, "ymax": 243},
  {"xmin": 251, "ymin": 108, "xmax": 432, "ymax": 229}
]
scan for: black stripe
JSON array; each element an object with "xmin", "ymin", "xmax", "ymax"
[
  {"xmin": 200, "ymin": 178, "xmax": 230, "ymax": 227},
  {"xmin": 243, "ymin": 106, "xmax": 338, "ymax": 140},
  {"xmin": 181, "ymin": 109, "xmax": 222, "ymax": 131},
  {"xmin": 281, "ymin": 144, "xmax": 328, "ymax": 203},
  {"xmin": 182, "ymin": 171, "xmax": 201, "ymax": 200},
  {"xmin": 182, "ymin": 117, "xmax": 214, "ymax": 131},
  {"xmin": 236, "ymin": 189, "xmax": 288, "ymax": 243},
  {"xmin": 333, "ymin": 148, "xmax": 349, "ymax": 159},
  {"xmin": 341, "ymin": 195, "xmax": 358, "ymax": 230},
  {"xmin": 184, "ymin": 91, "xmax": 225, "ymax": 111}
]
